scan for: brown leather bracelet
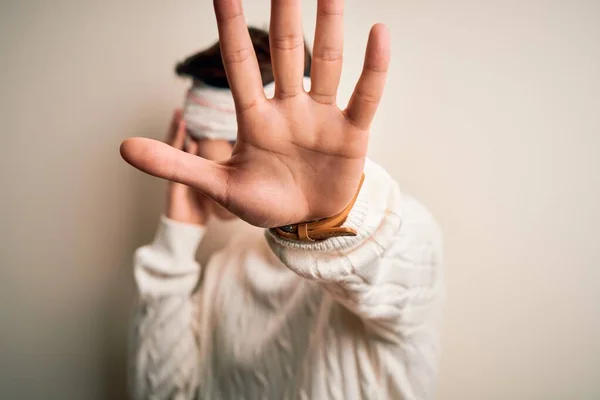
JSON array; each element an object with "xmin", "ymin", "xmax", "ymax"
[{"xmin": 272, "ymin": 174, "xmax": 365, "ymax": 242}]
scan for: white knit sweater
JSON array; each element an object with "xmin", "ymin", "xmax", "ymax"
[{"xmin": 129, "ymin": 159, "xmax": 444, "ymax": 400}]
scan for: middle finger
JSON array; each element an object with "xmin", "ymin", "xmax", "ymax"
[{"xmin": 270, "ymin": 0, "xmax": 305, "ymax": 98}]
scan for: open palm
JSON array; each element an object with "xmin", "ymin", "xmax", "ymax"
[{"xmin": 120, "ymin": 0, "xmax": 390, "ymax": 228}]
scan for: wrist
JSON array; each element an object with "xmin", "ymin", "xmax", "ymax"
[{"xmin": 273, "ymin": 173, "xmax": 365, "ymax": 242}]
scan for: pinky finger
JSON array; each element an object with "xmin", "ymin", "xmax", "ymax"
[{"xmin": 345, "ymin": 24, "xmax": 390, "ymax": 130}]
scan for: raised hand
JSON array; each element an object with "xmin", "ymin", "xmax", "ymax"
[{"xmin": 120, "ymin": 0, "xmax": 390, "ymax": 228}]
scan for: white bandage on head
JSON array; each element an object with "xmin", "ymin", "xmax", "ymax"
[{"xmin": 183, "ymin": 77, "xmax": 311, "ymax": 141}]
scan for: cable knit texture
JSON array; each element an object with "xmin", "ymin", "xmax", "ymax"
[{"xmin": 129, "ymin": 159, "xmax": 444, "ymax": 400}]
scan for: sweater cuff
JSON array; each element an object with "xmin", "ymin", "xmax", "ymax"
[
  {"xmin": 151, "ymin": 215, "xmax": 207, "ymax": 261},
  {"xmin": 133, "ymin": 217, "xmax": 206, "ymax": 296}
]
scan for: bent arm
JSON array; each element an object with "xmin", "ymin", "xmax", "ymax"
[{"xmin": 129, "ymin": 216, "xmax": 206, "ymax": 400}]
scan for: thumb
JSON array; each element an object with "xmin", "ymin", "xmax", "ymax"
[{"xmin": 120, "ymin": 137, "xmax": 229, "ymax": 204}]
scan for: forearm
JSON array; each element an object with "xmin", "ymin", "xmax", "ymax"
[{"xmin": 129, "ymin": 216, "xmax": 205, "ymax": 400}]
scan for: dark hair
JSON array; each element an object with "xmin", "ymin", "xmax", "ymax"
[{"xmin": 175, "ymin": 27, "xmax": 311, "ymax": 88}]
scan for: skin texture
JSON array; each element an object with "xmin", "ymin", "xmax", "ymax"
[{"xmin": 121, "ymin": 0, "xmax": 390, "ymax": 228}]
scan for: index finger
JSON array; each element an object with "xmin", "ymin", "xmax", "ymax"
[
  {"xmin": 345, "ymin": 24, "xmax": 390, "ymax": 130},
  {"xmin": 213, "ymin": 0, "xmax": 266, "ymax": 112}
]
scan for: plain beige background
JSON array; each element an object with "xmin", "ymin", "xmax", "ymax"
[{"xmin": 1, "ymin": 0, "xmax": 599, "ymax": 399}]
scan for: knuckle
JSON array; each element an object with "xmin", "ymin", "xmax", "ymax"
[
  {"xmin": 315, "ymin": 46, "xmax": 343, "ymax": 63},
  {"xmin": 310, "ymin": 91, "xmax": 336, "ymax": 105},
  {"xmin": 214, "ymin": 4, "xmax": 243, "ymax": 23},
  {"xmin": 222, "ymin": 45, "xmax": 254, "ymax": 65},
  {"xmin": 365, "ymin": 62, "xmax": 388, "ymax": 74},
  {"xmin": 215, "ymin": 168, "xmax": 232, "ymax": 209},
  {"xmin": 168, "ymin": 158, "xmax": 182, "ymax": 182},
  {"xmin": 272, "ymin": 34, "xmax": 304, "ymax": 51},
  {"xmin": 354, "ymin": 89, "xmax": 379, "ymax": 105},
  {"xmin": 317, "ymin": 8, "xmax": 344, "ymax": 18},
  {"xmin": 277, "ymin": 85, "xmax": 304, "ymax": 99}
]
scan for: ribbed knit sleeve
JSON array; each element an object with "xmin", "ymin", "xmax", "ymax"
[
  {"xmin": 129, "ymin": 216, "xmax": 206, "ymax": 400},
  {"xmin": 265, "ymin": 158, "xmax": 444, "ymax": 398}
]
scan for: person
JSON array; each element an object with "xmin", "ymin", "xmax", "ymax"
[{"xmin": 121, "ymin": 1, "xmax": 444, "ymax": 399}]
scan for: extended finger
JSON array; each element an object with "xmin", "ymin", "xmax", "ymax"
[
  {"xmin": 345, "ymin": 24, "xmax": 390, "ymax": 130},
  {"xmin": 310, "ymin": 0, "xmax": 344, "ymax": 104},
  {"xmin": 120, "ymin": 137, "xmax": 230, "ymax": 205},
  {"xmin": 213, "ymin": 0, "xmax": 265, "ymax": 111},
  {"xmin": 270, "ymin": 0, "xmax": 305, "ymax": 98}
]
